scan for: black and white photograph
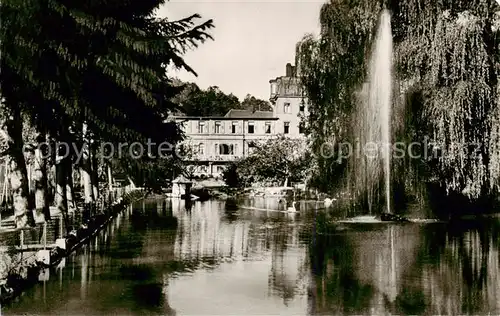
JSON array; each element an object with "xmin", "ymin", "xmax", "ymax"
[{"xmin": 1, "ymin": 0, "xmax": 500, "ymax": 315}]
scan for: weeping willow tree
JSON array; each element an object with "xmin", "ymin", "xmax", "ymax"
[
  {"xmin": 392, "ymin": 0, "xmax": 499, "ymax": 207},
  {"xmin": 297, "ymin": 0, "xmax": 499, "ymax": 214},
  {"xmin": 296, "ymin": 0, "xmax": 384, "ymax": 199}
]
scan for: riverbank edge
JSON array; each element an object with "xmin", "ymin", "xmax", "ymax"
[{"xmin": 0, "ymin": 189, "xmax": 146, "ymax": 305}]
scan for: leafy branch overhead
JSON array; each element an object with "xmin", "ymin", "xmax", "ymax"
[
  {"xmin": 0, "ymin": 0, "xmax": 217, "ymax": 226},
  {"xmin": 296, "ymin": 0, "xmax": 500, "ymax": 200},
  {"xmin": 1, "ymin": 0, "xmax": 214, "ymax": 144}
]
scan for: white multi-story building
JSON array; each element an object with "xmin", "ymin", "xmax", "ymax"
[{"xmin": 173, "ymin": 63, "xmax": 308, "ymax": 178}]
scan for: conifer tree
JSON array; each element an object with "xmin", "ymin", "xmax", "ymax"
[{"xmin": 1, "ymin": 0, "xmax": 214, "ymax": 228}]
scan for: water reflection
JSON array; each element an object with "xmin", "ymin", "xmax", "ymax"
[
  {"xmin": 3, "ymin": 198, "xmax": 500, "ymax": 315},
  {"xmin": 309, "ymin": 220, "xmax": 500, "ymax": 315}
]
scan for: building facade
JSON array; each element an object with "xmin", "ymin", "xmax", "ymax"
[
  {"xmin": 173, "ymin": 63, "xmax": 307, "ymax": 178},
  {"xmin": 269, "ymin": 63, "xmax": 308, "ymax": 137}
]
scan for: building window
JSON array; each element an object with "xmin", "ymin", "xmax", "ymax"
[
  {"xmin": 200, "ymin": 165, "xmax": 207, "ymax": 173},
  {"xmin": 299, "ymin": 122, "xmax": 305, "ymax": 134},
  {"xmin": 198, "ymin": 121, "xmax": 205, "ymax": 134},
  {"xmin": 219, "ymin": 144, "xmax": 234, "ymax": 155},
  {"xmin": 284, "ymin": 122, "xmax": 290, "ymax": 134},
  {"xmin": 232, "ymin": 121, "xmax": 238, "ymax": 134},
  {"xmin": 248, "ymin": 122, "xmax": 254, "ymax": 134},
  {"xmin": 198, "ymin": 143, "xmax": 205, "ymax": 155},
  {"xmin": 265, "ymin": 122, "xmax": 271, "ymax": 134},
  {"xmin": 215, "ymin": 121, "xmax": 222, "ymax": 134},
  {"xmin": 215, "ymin": 143, "xmax": 219, "ymax": 155},
  {"xmin": 299, "ymin": 102, "xmax": 305, "ymax": 113},
  {"xmin": 284, "ymin": 102, "xmax": 291, "ymax": 113}
]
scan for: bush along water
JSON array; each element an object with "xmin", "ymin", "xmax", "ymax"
[{"xmin": 0, "ymin": 189, "xmax": 145, "ymax": 305}]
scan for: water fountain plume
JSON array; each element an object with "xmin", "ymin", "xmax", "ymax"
[
  {"xmin": 374, "ymin": 9, "xmax": 393, "ymax": 214},
  {"xmin": 354, "ymin": 9, "xmax": 393, "ymax": 215}
]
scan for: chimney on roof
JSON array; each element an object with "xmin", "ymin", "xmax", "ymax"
[{"xmin": 285, "ymin": 63, "xmax": 293, "ymax": 77}]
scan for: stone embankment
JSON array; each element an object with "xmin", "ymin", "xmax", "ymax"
[{"xmin": 0, "ymin": 189, "xmax": 145, "ymax": 304}]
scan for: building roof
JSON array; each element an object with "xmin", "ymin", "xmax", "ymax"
[
  {"xmin": 224, "ymin": 109, "xmax": 274, "ymax": 119},
  {"xmin": 170, "ymin": 109, "xmax": 278, "ymax": 121}
]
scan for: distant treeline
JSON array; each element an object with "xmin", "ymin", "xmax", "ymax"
[{"xmin": 172, "ymin": 79, "xmax": 272, "ymax": 117}]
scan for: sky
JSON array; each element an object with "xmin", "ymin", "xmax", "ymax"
[{"xmin": 156, "ymin": 0, "xmax": 324, "ymax": 101}]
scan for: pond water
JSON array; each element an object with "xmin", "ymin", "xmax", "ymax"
[{"xmin": 3, "ymin": 198, "xmax": 500, "ymax": 315}]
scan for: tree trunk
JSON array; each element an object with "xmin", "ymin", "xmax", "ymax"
[
  {"xmin": 107, "ymin": 163, "xmax": 114, "ymax": 204},
  {"xmin": 42, "ymin": 161, "xmax": 51, "ymax": 221},
  {"xmin": 81, "ymin": 123, "xmax": 93, "ymax": 221},
  {"xmin": 80, "ymin": 165, "xmax": 93, "ymax": 204},
  {"xmin": 26, "ymin": 156, "xmax": 37, "ymax": 221},
  {"xmin": 55, "ymin": 147, "xmax": 69, "ymax": 234},
  {"xmin": 80, "ymin": 168, "xmax": 85, "ymax": 189},
  {"xmin": 8, "ymin": 157, "xmax": 35, "ymax": 228},
  {"xmin": 1, "ymin": 160, "xmax": 8, "ymax": 207},
  {"xmin": 1, "ymin": 106, "xmax": 35, "ymax": 228},
  {"xmin": 90, "ymin": 142, "xmax": 100, "ymax": 216},
  {"xmin": 48, "ymin": 164, "xmax": 56, "ymax": 206},
  {"xmin": 91, "ymin": 148, "xmax": 99, "ymax": 203},
  {"xmin": 80, "ymin": 164, "xmax": 93, "ymax": 221},
  {"xmin": 66, "ymin": 159, "xmax": 76, "ymax": 213},
  {"xmin": 33, "ymin": 134, "xmax": 50, "ymax": 223}
]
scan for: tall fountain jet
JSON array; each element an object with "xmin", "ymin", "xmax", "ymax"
[
  {"xmin": 371, "ymin": 9, "xmax": 393, "ymax": 213},
  {"xmin": 361, "ymin": 9, "xmax": 393, "ymax": 214}
]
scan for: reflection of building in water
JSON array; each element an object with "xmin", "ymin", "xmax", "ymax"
[
  {"xmin": 171, "ymin": 198, "xmax": 192, "ymax": 214},
  {"xmin": 267, "ymin": 221, "xmax": 309, "ymax": 304},
  {"xmin": 169, "ymin": 198, "xmax": 310, "ymax": 314},
  {"xmin": 248, "ymin": 197, "xmax": 283, "ymax": 211},
  {"xmin": 172, "ymin": 200, "xmax": 252, "ymax": 260},
  {"xmin": 172, "ymin": 199, "xmax": 309, "ymax": 302}
]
